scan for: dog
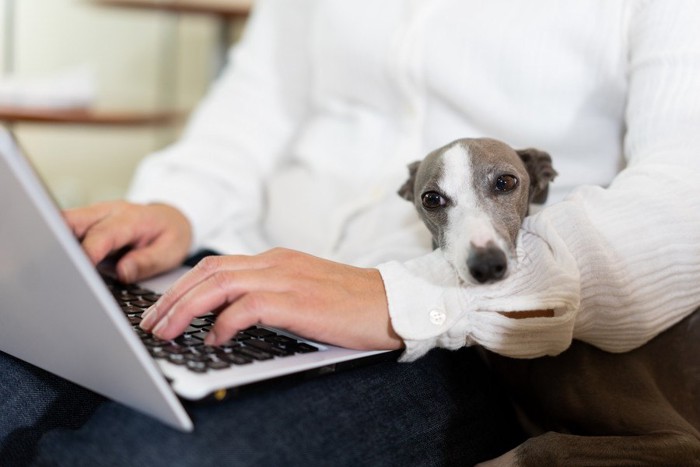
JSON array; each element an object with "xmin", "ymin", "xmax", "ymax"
[
  {"xmin": 399, "ymin": 137, "xmax": 700, "ymax": 466},
  {"xmin": 398, "ymin": 137, "xmax": 556, "ymax": 285}
]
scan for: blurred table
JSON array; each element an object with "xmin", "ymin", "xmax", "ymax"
[
  {"xmin": 93, "ymin": 0, "xmax": 252, "ymax": 18},
  {"xmin": 0, "ymin": 105, "xmax": 179, "ymax": 126}
]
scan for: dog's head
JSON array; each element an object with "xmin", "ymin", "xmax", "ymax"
[{"xmin": 398, "ymin": 138, "xmax": 556, "ymax": 284}]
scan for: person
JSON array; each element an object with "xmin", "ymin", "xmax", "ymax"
[{"xmin": 2, "ymin": 0, "xmax": 700, "ymax": 465}]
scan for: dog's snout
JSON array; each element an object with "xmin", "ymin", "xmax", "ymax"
[{"xmin": 467, "ymin": 246, "xmax": 507, "ymax": 283}]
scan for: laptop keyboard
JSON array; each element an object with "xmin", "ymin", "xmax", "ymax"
[{"xmin": 105, "ymin": 278, "xmax": 319, "ymax": 374}]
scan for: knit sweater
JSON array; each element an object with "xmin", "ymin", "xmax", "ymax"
[{"xmin": 128, "ymin": 0, "xmax": 700, "ymax": 360}]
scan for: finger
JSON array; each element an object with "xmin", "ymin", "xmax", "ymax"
[
  {"xmin": 205, "ymin": 292, "xmax": 293, "ymax": 346},
  {"xmin": 146, "ymin": 268, "xmax": 280, "ymax": 340},
  {"xmin": 150, "ymin": 255, "xmax": 273, "ymax": 320},
  {"xmin": 115, "ymin": 234, "xmax": 185, "ymax": 283},
  {"xmin": 153, "ymin": 248, "xmax": 299, "ymax": 317},
  {"xmin": 80, "ymin": 215, "xmax": 152, "ymax": 265}
]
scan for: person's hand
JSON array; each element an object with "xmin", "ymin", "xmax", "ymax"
[
  {"xmin": 140, "ymin": 248, "xmax": 404, "ymax": 351},
  {"xmin": 63, "ymin": 201, "xmax": 192, "ymax": 283}
]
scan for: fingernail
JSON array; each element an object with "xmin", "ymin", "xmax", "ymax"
[
  {"xmin": 152, "ymin": 314, "xmax": 169, "ymax": 337},
  {"xmin": 140, "ymin": 306, "xmax": 157, "ymax": 330},
  {"xmin": 204, "ymin": 329, "xmax": 217, "ymax": 346}
]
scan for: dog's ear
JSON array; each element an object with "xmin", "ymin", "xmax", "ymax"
[
  {"xmin": 398, "ymin": 160, "xmax": 421, "ymax": 202},
  {"xmin": 516, "ymin": 148, "xmax": 557, "ymax": 204}
]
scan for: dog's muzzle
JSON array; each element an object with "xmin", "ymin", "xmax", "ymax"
[{"xmin": 467, "ymin": 246, "xmax": 507, "ymax": 283}]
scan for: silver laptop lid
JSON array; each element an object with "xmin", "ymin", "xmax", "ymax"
[{"xmin": 0, "ymin": 128, "xmax": 192, "ymax": 431}]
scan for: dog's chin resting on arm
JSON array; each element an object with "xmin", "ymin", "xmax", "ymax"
[{"xmin": 386, "ymin": 137, "xmax": 581, "ymax": 361}]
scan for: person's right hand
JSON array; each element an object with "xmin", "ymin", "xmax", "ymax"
[{"xmin": 63, "ymin": 201, "xmax": 192, "ymax": 283}]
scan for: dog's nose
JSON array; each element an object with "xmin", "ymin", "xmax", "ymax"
[{"xmin": 467, "ymin": 246, "xmax": 507, "ymax": 283}]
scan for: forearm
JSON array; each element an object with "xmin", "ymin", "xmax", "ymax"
[{"xmin": 378, "ymin": 229, "xmax": 581, "ymax": 361}]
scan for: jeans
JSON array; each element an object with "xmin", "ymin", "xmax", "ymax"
[{"xmin": 0, "ymin": 348, "xmax": 524, "ymax": 467}]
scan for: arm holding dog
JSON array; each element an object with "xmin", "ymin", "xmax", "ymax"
[{"xmin": 378, "ymin": 1, "xmax": 700, "ymax": 360}]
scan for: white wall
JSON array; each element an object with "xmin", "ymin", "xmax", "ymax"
[{"xmin": 1, "ymin": 0, "xmax": 244, "ymax": 207}]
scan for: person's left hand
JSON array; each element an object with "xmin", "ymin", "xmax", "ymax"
[{"xmin": 139, "ymin": 248, "xmax": 404, "ymax": 351}]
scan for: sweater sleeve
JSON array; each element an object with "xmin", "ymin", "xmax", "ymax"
[
  {"xmin": 377, "ymin": 0, "xmax": 700, "ymax": 361},
  {"xmin": 127, "ymin": 0, "xmax": 312, "ymax": 252}
]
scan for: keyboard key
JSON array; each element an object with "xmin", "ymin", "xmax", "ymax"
[
  {"xmin": 167, "ymin": 354, "xmax": 186, "ymax": 365},
  {"xmin": 219, "ymin": 352, "xmax": 253, "ymax": 365},
  {"xmin": 184, "ymin": 353, "xmax": 208, "ymax": 363},
  {"xmin": 198, "ymin": 346, "xmax": 218, "ymax": 355},
  {"xmin": 163, "ymin": 344, "xmax": 188, "ymax": 355},
  {"xmin": 142, "ymin": 337, "xmax": 169, "ymax": 348},
  {"xmin": 114, "ymin": 292, "xmax": 137, "ymax": 301},
  {"xmin": 150, "ymin": 348, "xmax": 169, "ymax": 359},
  {"xmin": 265, "ymin": 335, "xmax": 296, "ymax": 345},
  {"xmin": 245, "ymin": 339, "xmax": 293, "ymax": 357},
  {"xmin": 264, "ymin": 336, "xmax": 303, "ymax": 352},
  {"xmin": 217, "ymin": 342, "xmax": 242, "ymax": 353},
  {"xmin": 295, "ymin": 343, "xmax": 319, "ymax": 353},
  {"xmin": 126, "ymin": 286, "xmax": 152, "ymax": 296},
  {"xmin": 129, "ymin": 299, "xmax": 152, "ymax": 309},
  {"xmin": 206, "ymin": 360, "xmax": 231, "ymax": 370},
  {"xmin": 191, "ymin": 331, "xmax": 209, "ymax": 341},
  {"xmin": 121, "ymin": 305, "xmax": 144, "ymax": 314},
  {"xmin": 234, "ymin": 345, "xmax": 273, "ymax": 361},
  {"xmin": 189, "ymin": 318, "xmax": 209, "ymax": 328},
  {"xmin": 186, "ymin": 361, "xmax": 208, "ymax": 373},
  {"xmin": 244, "ymin": 327, "xmax": 276, "ymax": 339},
  {"xmin": 233, "ymin": 331, "xmax": 252, "ymax": 341},
  {"xmin": 175, "ymin": 335, "xmax": 203, "ymax": 347}
]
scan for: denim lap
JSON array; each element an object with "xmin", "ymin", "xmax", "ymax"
[{"xmin": 0, "ymin": 348, "xmax": 525, "ymax": 466}]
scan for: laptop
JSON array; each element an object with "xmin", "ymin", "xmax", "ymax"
[{"xmin": 0, "ymin": 127, "xmax": 393, "ymax": 432}]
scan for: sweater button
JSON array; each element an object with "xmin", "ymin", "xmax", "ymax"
[{"xmin": 429, "ymin": 309, "xmax": 446, "ymax": 326}]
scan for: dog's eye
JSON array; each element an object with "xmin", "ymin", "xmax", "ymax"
[
  {"xmin": 494, "ymin": 175, "xmax": 518, "ymax": 193},
  {"xmin": 421, "ymin": 191, "xmax": 446, "ymax": 209}
]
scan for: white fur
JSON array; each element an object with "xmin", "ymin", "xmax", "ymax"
[{"xmin": 438, "ymin": 144, "xmax": 510, "ymax": 284}]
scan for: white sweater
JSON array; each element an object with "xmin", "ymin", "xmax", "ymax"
[{"xmin": 129, "ymin": 0, "xmax": 700, "ymax": 361}]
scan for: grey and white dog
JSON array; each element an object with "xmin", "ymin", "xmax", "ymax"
[
  {"xmin": 398, "ymin": 137, "xmax": 556, "ymax": 284},
  {"xmin": 399, "ymin": 137, "xmax": 700, "ymax": 466}
]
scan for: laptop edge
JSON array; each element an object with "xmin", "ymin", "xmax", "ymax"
[{"xmin": 0, "ymin": 129, "xmax": 193, "ymax": 431}]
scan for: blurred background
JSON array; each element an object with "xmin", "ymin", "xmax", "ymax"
[{"xmin": 0, "ymin": 0, "xmax": 251, "ymax": 207}]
